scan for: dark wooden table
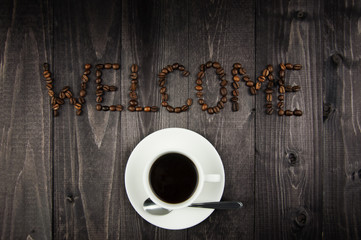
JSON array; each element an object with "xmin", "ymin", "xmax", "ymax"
[{"xmin": 1, "ymin": 0, "xmax": 360, "ymax": 239}]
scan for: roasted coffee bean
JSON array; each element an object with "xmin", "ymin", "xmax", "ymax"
[
  {"xmin": 78, "ymin": 97, "xmax": 85, "ymax": 104},
  {"xmin": 255, "ymin": 82, "xmax": 262, "ymax": 90},
  {"xmin": 167, "ymin": 65, "xmax": 173, "ymax": 72},
  {"xmin": 109, "ymin": 85, "xmax": 117, "ymax": 91},
  {"xmin": 232, "ymin": 68, "xmax": 238, "ymax": 76},
  {"xmin": 96, "ymin": 84, "xmax": 103, "ymax": 90},
  {"xmin": 161, "ymin": 68, "xmax": 168, "ymax": 74},
  {"xmin": 279, "ymin": 86, "xmax": 285, "ymax": 94},
  {"xmin": 162, "ymin": 93, "xmax": 168, "ymax": 101},
  {"xmin": 198, "ymin": 99, "xmax": 204, "ymax": 105},
  {"xmin": 174, "ymin": 107, "xmax": 181, "ymax": 113},
  {"xmin": 232, "ymin": 102, "xmax": 239, "ymax": 111},
  {"xmin": 96, "ymin": 96, "xmax": 103, "ymax": 103},
  {"xmin": 76, "ymin": 109, "xmax": 82, "ymax": 116},
  {"xmin": 266, "ymin": 108, "xmax": 274, "ymax": 115},
  {"xmin": 96, "ymin": 89, "xmax": 104, "ymax": 96},
  {"xmin": 220, "ymin": 87, "xmax": 227, "ymax": 96},
  {"xmin": 84, "ymin": 70, "xmax": 91, "ymax": 75},
  {"xmin": 285, "ymin": 63, "xmax": 293, "ymax": 70},
  {"xmin": 285, "ymin": 85, "xmax": 292, "ymax": 92},
  {"xmin": 161, "ymin": 101, "xmax": 168, "ymax": 107},
  {"xmin": 217, "ymin": 101, "xmax": 224, "ymax": 109},
  {"xmin": 277, "ymin": 101, "xmax": 284, "ymax": 109},
  {"xmin": 267, "ymin": 81, "xmax": 274, "ymax": 88},
  {"xmin": 279, "ymin": 70, "xmax": 285, "ymax": 78},
  {"xmin": 130, "ymin": 73, "xmax": 138, "ymax": 80},
  {"xmin": 214, "ymin": 106, "xmax": 220, "ymax": 113},
  {"xmin": 43, "ymin": 63, "xmax": 49, "ymax": 71},
  {"xmin": 186, "ymin": 98, "xmax": 193, "ymax": 106},
  {"xmin": 233, "ymin": 63, "xmax": 242, "ymax": 69},
  {"xmin": 136, "ymin": 106, "xmax": 143, "ymax": 111},
  {"xmin": 231, "ymin": 96, "xmax": 238, "ymax": 102},
  {"xmin": 158, "ymin": 72, "xmax": 166, "ymax": 78},
  {"xmin": 278, "ymin": 79, "xmax": 285, "ymax": 86},
  {"xmin": 131, "ymin": 64, "xmax": 138, "ymax": 73},
  {"xmin": 128, "ymin": 106, "xmax": 136, "ymax": 112},
  {"xmin": 246, "ymin": 81, "xmax": 254, "ymax": 87},
  {"xmin": 65, "ymin": 91, "xmax": 72, "ymax": 98},
  {"xmin": 212, "ymin": 62, "xmax": 221, "ymax": 69},
  {"xmin": 278, "ymin": 109, "xmax": 285, "ymax": 116},
  {"xmin": 151, "ymin": 106, "xmax": 159, "ymax": 112},
  {"xmin": 278, "ymin": 95, "xmax": 284, "ymax": 101},
  {"xmin": 196, "ymin": 79, "xmax": 202, "ymax": 85},
  {"xmin": 206, "ymin": 61, "xmax": 213, "ymax": 68},
  {"xmin": 220, "ymin": 80, "xmax": 228, "ymax": 86},
  {"xmin": 178, "ymin": 65, "xmax": 185, "ymax": 71},
  {"xmin": 43, "ymin": 71, "xmax": 51, "ymax": 78},
  {"xmin": 293, "ymin": 64, "xmax": 302, "ymax": 70},
  {"xmin": 48, "ymin": 90, "xmax": 55, "ymax": 97},
  {"xmin": 238, "ymin": 68, "xmax": 246, "ymax": 75},
  {"xmin": 130, "ymin": 83, "xmax": 137, "ymax": 91},
  {"xmin": 70, "ymin": 97, "xmax": 76, "ymax": 105},
  {"xmin": 129, "ymin": 91, "xmax": 137, "ymax": 99},
  {"xmin": 221, "ymin": 96, "xmax": 227, "ymax": 103},
  {"xmin": 262, "ymin": 69, "xmax": 269, "ymax": 77},
  {"xmin": 258, "ymin": 76, "xmax": 266, "ymax": 82},
  {"xmin": 280, "ymin": 63, "xmax": 286, "ymax": 71},
  {"xmin": 267, "ymin": 64, "xmax": 274, "ymax": 72},
  {"xmin": 166, "ymin": 106, "xmax": 174, "ymax": 112},
  {"xmin": 51, "ymin": 97, "xmax": 56, "ymax": 105},
  {"xmin": 160, "ymin": 87, "xmax": 166, "ymax": 94},
  {"xmin": 159, "ymin": 79, "xmax": 165, "ymax": 87},
  {"xmin": 96, "ymin": 70, "xmax": 102, "ymax": 77},
  {"xmin": 144, "ymin": 106, "xmax": 151, "ymax": 112},
  {"xmin": 216, "ymin": 68, "xmax": 224, "ymax": 75},
  {"xmin": 52, "ymin": 103, "xmax": 60, "ymax": 110},
  {"xmin": 250, "ymin": 87, "xmax": 257, "ymax": 95},
  {"xmin": 268, "ymin": 74, "xmax": 274, "ymax": 81},
  {"xmin": 196, "ymin": 92, "xmax": 203, "ymax": 98},
  {"xmin": 195, "ymin": 85, "xmax": 203, "ymax": 91},
  {"xmin": 96, "ymin": 78, "xmax": 102, "ymax": 84},
  {"xmin": 292, "ymin": 86, "xmax": 301, "ymax": 92},
  {"xmin": 232, "ymin": 89, "xmax": 239, "ymax": 96},
  {"xmin": 285, "ymin": 110, "xmax": 293, "ymax": 116},
  {"xmin": 79, "ymin": 89, "xmax": 86, "ymax": 97},
  {"xmin": 74, "ymin": 103, "xmax": 82, "ymax": 110},
  {"xmin": 112, "ymin": 64, "xmax": 120, "ymax": 70},
  {"xmin": 81, "ymin": 82, "xmax": 87, "ymax": 89},
  {"xmin": 183, "ymin": 71, "xmax": 190, "ymax": 77},
  {"xmin": 181, "ymin": 105, "xmax": 188, "ymax": 111},
  {"xmin": 129, "ymin": 100, "xmax": 138, "ymax": 106},
  {"xmin": 243, "ymin": 76, "xmax": 250, "ymax": 82},
  {"xmin": 172, "ymin": 63, "xmax": 179, "ymax": 69},
  {"xmin": 110, "ymin": 105, "xmax": 116, "ymax": 111},
  {"xmin": 232, "ymin": 82, "xmax": 240, "ymax": 89},
  {"xmin": 207, "ymin": 108, "xmax": 214, "ymax": 114},
  {"xmin": 294, "ymin": 109, "xmax": 303, "ymax": 116},
  {"xmin": 96, "ymin": 104, "xmax": 102, "ymax": 111},
  {"xmin": 201, "ymin": 104, "xmax": 208, "ymax": 111},
  {"xmin": 46, "ymin": 78, "xmax": 53, "ymax": 84},
  {"xmin": 46, "ymin": 83, "xmax": 53, "ymax": 90},
  {"xmin": 200, "ymin": 64, "xmax": 206, "ymax": 71},
  {"xmin": 265, "ymin": 88, "xmax": 273, "ymax": 94},
  {"xmin": 104, "ymin": 63, "xmax": 112, "ymax": 69},
  {"xmin": 266, "ymin": 94, "xmax": 272, "ymax": 102},
  {"xmin": 197, "ymin": 71, "xmax": 205, "ymax": 79},
  {"xmin": 102, "ymin": 106, "xmax": 110, "ymax": 111},
  {"xmin": 266, "ymin": 103, "xmax": 272, "ymax": 108},
  {"xmin": 96, "ymin": 64, "xmax": 104, "ymax": 69},
  {"xmin": 116, "ymin": 105, "xmax": 123, "ymax": 111}
]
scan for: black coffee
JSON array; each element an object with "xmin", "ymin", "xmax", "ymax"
[{"xmin": 149, "ymin": 153, "xmax": 198, "ymax": 204}]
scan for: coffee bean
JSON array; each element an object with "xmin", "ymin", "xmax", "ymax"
[
  {"xmin": 48, "ymin": 90, "xmax": 54, "ymax": 97},
  {"xmin": 207, "ymin": 108, "xmax": 214, "ymax": 114},
  {"xmin": 220, "ymin": 80, "xmax": 228, "ymax": 86},
  {"xmin": 197, "ymin": 71, "xmax": 205, "ymax": 79},
  {"xmin": 110, "ymin": 105, "xmax": 116, "ymax": 111},
  {"xmin": 233, "ymin": 63, "xmax": 242, "ymax": 69},
  {"xmin": 45, "ymin": 78, "xmax": 53, "ymax": 84},
  {"xmin": 278, "ymin": 79, "xmax": 285, "ymax": 86},
  {"xmin": 201, "ymin": 104, "xmax": 208, "ymax": 111},
  {"xmin": 267, "ymin": 64, "xmax": 273, "ymax": 72},
  {"xmin": 172, "ymin": 63, "xmax": 179, "ymax": 69},
  {"xmin": 195, "ymin": 85, "xmax": 203, "ymax": 91},
  {"xmin": 238, "ymin": 68, "xmax": 246, "ymax": 75},
  {"xmin": 174, "ymin": 107, "xmax": 181, "ymax": 113},
  {"xmin": 96, "ymin": 64, "xmax": 104, "ymax": 69},
  {"xmin": 74, "ymin": 103, "xmax": 82, "ymax": 110},
  {"xmin": 151, "ymin": 106, "xmax": 159, "ymax": 112},
  {"xmin": 96, "ymin": 70, "xmax": 102, "ymax": 77},
  {"xmin": 178, "ymin": 65, "xmax": 185, "ymax": 71},
  {"xmin": 217, "ymin": 101, "xmax": 224, "ymax": 109},
  {"xmin": 221, "ymin": 96, "xmax": 227, "ymax": 103},
  {"xmin": 212, "ymin": 62, "xmax": 221, "ymax": 68},
  {"xmin": 84, "ymin": 70, "xmax": 91, "ymax": 75},
  {"xmin": 196, "ymin": 92, "xmax": 203, "ymax": 98},
  {"xmin": 161, "ymin": 68, "xmax": 168, "ymax": 74},
  {"xmin": 131, "ymin": 64, "xmax": 138, "ymax": 73},
  {"xmin": 268, "ymin": 74, "xmax": 274, "ymax": 81},
  {"xmin": 167, "ymin": 65, "xmax": 173, "ymax": 72},
  {"xmin": 246, "ymin": 81, "xmax": 254, "ymax": 87},
  {"xmin": 200, "ymin": 64, "xmax": 206, "ymax": 71},
  {"xmin": 96, "ymin": 84, "xmax": 103, "ymax": 90},
  {"xmin": 220, "ymin": 87, "xmax": 227, "ymax": 96},
  {"xmin": 266, "ymin": 94, "xmax": 272, "ymax": 102},
  {"xmin": 195, "ymin": 79, "xmax": 202, "ymax": 85},
  {"xmin": 76, "ymin": 109, "xmax": 82, "ymax": 116},
  {"xmin": 232, "ymin": 89, "xmax": 239, "ymax": 96},
  {"xmin": 255, "ymin": 82, "xmax": 262, "ymax": 90},
  {"xmin": 278, "ymin": 95, "xmax": 284, "ymax": 101},
  {"xmin": 162, "ymin": 101, "xmax": 168, "ymax": 107},
  {"xmin": 130, "ymin": 73, "xmax": 138, "ymax": 80},
  {"xmin": 96, "ymin": 96, "xmax": 103, "ymax": 103},
  {"xmin": 278, "ymin": 109, "xmax": 285, "ymax": 116},
  {"xmin": 258, "ymin": 76, "xmax": 266, "ymax": 82},
  {"xmin": 232, "ymin": 69, "xmax": 238, "ymax": 76},
  {"xmin": 46, "ymin": 83, "xmax": 53, "ymax": 90},
  {"xmin": 181, "ymin": 105, "xmax": 189, "ymax": 111},
  {"xmin": 65, "ymin": 91, "xmax": 72, "ymax": 98},
  {"xmin": 78, "ymin": 97, "xmax": 85, "ymax": 104},
  {"xmin": 214, "ymin": 106, "xmax": 220, "ymax": 113},
  {"xmin": 198, "ymin": 99, "xmax": 204, "ymax": 105},
  {"xmin": 79, "ymin": 89, "xmax": 86, "ymax": 97},
  {"xmin": 267, "ymin": 81, "xmax": 274, "ymax": 88},
  {"xmin": 102, "ymin": 106, "xmax": 110, "ymax": 111},
  {"xmin": 285, "ymin": 63, "xmax": 293, "ymax": 70},
  {"xmin": 43, "ymin": 71, "xmax": 51, "ymax": 78},
  {"xmin": 43, "ymin": 63, "xmax": 49, "ymax": 71},
  {"xmin": 81, "ymin": 82, "xmax": 87, "ymax": 90},
  {"xmin": 160, "ymin": 87, "xmax": 166, "ymax": 94},
  {"xmin": 265, "ymin": 88, "xmax": 273, "ymax": 94},
  {"xmin": 143, "ymin": 106, "xmax": 151, "ymax": 112},
  {"xmin": 262, "ymin": 69, "xmax": 269, "ymax": 77},
  {"xmin": 128, "ymin": 106, "xmax": 135, "ymax": 112},
  {"xmin": 279, "ymin": 86, "xmax": 285, "ymax": 94},
  {"xmin": 166, "ymin": 106, "xmax": 174, "ymax": 112},
  {"xmin": 112, "ymin": 64, "xmax": 120, "ymax": 70},
  {"xmin": 266, "ymin": 108, "xmax": 274, "ymax": 115},
  {"xmin": 70, "ymin": 98, "xmax": 76, "ymax": 105},
  {"xmin": 216, "ymin": 68, "xmax": 224, "ymax": 75},
  {"xmin": 96, "ymin": 89, "xmax": 104, "ymax": 96},
  {"xmin": 109, "ymin": 86, "xmax": 117, "ymax": 91},
  {"xmin": 266, "ymin": 103, "xmax": 272, "ymax": 108},
  {"xmin": 231, "ymin": 96, "xmax": 238, "ymax": 102},
  {"xmin": 280, "ymin": 63, "xmax": 286, "ymax": 71},
  {"xmin": 243, "ymin": 76, "xmax": 250, "ymax": 82},
  {"xmin": 294, "ymin": 109, "xmax": 303, "ymax": 116},
  {"xmin": 52, "ymin": 103, "xmax": 60, "ymax": 110},
  {"xmin": 129, "ymin": 100, "xmax": 138, "ymax": 106},
  {"xmin": 206, "ymin": 61, "xmax": 213, "ymax": 68},
  {"xmin": 116, "ymin": 105, "xmax": 124, "ymax": 111},
  {"xmin": 135, "ymin": 106, "xmax": 143, "ymax": 111},
  {"xmin": 232, "ymin": 82, "xmax": 240, "ymax": 89},
  {"xmin": 277, "ymin": 101, "xmax": 284, "ymax": 109},
  {"xmin": 293, "ymin": 64, "xmax": 302, "ymax": 70},
  {"xmin": 81, "ymin": 75, "xmax": 89, "ymax": 83},
  {"xmin": 292, "ymin": 86, "xmax": 301, "ymax": 92},
  {"xmin": 96, "ymin": 104, "xmax": 102, "ymax": 111},
  {"xmin": 279, "ymin": 70, "xmax": 285, "ymax": 78},
  {"xmin": 232, "ymin": 102, "xmax": 239, "ymax": 111},
  {"xmin": 104, "ymin": 63, "xmax": 112, "ymax": 69},
  {"xmin": 186, "ymin": 98, "xmax": 193, "ymax": 106},
  {"xmin": 285, "ymin": 85, "xmax": 292, "ymax": 92},
  {"xmin": 129, "ymin": 91, "xmax": 137, "ymax": 99},
  {"xmin": 96, "ymin": 78, "xmax": 102, "ymax": 84},
  {"xmin": 158, "ymin": 72, "xmax": 166, "ymax": 78},
  {"xmin": 53, "ymin": 109, "xmax": 58, "ymax": 116},
  {"xmin": 162, "ymin": 93, "xmax": 168, "ymax": 101},
  {"xmin": 183, "ymin": 71, "xmax": 190, "ymax": 77},
  {"xmin": 285, "ymin": 110, "xmax": 293, "ymax": 116},
  {"xmin": 159, "ymin": 79, "xmax": 165, "ymax": 87},
  {"xmin": 250, "ymin": 87, "xmax": 257, "ymax": 95}
]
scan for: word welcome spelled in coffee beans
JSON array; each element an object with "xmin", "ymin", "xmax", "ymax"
[{"xmin": 42, "ymin": 61, "xmax": 303, "ymax": 117}]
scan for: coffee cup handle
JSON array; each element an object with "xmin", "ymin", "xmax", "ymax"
[{"xmin": 204, "ymin": 174, "xmax": 221, "ymax": 182}]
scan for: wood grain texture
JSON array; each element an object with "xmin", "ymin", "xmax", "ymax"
[
  {"xmin": 323, "ymin": 0, "xmax": 361, "ymax": 239},
  {"xmin": 187, "ymin": 0, "xmax": 255, "ymax": 239},
  {"xmin": 255, "ymin": 0, "xmax": 323, "ymax": 239},
  {"xmin": 0, "ymin": 0, "xmax": 52, "ymax": 239}
]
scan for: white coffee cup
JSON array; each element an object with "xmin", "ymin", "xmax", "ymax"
[{"xmin": 143, "ymin": 150, "xmax": 221, "ymax": 211}]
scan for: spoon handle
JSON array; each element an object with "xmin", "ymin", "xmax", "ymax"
[{"xmin": 189, "ymin": 201, "xmax": 243, "ymax": 209}]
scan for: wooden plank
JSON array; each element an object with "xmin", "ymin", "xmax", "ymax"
[
  {"xmin": 323, "ymin": 1, "xmax": 361, "ymax": 239},
  {"xmin": 0, "ymin": 0, "xmax": 52, "ymax": 239},
  {"xmin": 52, "ymin": 0, "xmax": 124, "ymax": 239},
  {"xmin": 255, "ymin": 0, "xmax": 323, "ymax": 239},
  {"xmin": 187, "ymin": 0, "xmax": 255, "ymax": 239},
  {"xmin": 120, "ymin": 0, "xmax": 188, "ymax": 238}
]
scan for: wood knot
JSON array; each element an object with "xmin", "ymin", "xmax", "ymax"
[
  {"xmin": 66, "ymin": 194, "xmax": 74, "ymax": 203},
  {"xmin": 295, "ymin": 10, "xmax": 306, "ymax": 19},
  {"xmin": 287, "ymin": 151, "xmax": 298, "ymax": 165},
  {"xmin": 323, "ymin": 102, "xmax": 334, "ymax": 121},
  {"xmin": 295, "ymin": 213, "xmax": 307, "ymax": 227},
  {"xmin": 331, "ymin": 53, "xmax": 342, "ymax": 65}
]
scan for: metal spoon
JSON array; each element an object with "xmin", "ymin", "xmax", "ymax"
[{"xmin": 143, "ymin": 198, "xmax": 243, "ymax": 215}]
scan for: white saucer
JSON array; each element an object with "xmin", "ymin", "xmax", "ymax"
[{"xmin": 124, "ymin": 128, "xmax": 225, "ymax": 230}]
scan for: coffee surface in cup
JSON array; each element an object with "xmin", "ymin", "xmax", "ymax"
[{"xmin": 149, "ymin": 153, "xmax": 198, "ymax": 204}]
